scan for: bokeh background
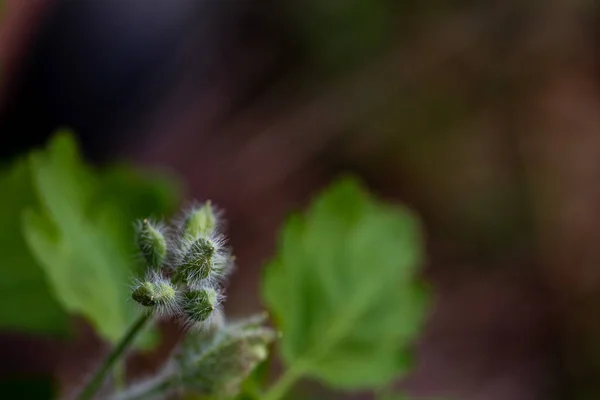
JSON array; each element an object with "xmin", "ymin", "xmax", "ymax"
[{"xmin": 2, "ymin": 0, "xmax": 600, "ymax": 399}]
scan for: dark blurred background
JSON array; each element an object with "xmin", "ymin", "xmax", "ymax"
[{"xmin": 3, "ymin": 0, "xmax": 600, "ymax": 399}]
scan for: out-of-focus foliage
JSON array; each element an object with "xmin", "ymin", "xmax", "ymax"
[
  {"xmin": 0, "ymin": 158, "xmax": 69, "ymax": 335},
  {"xmin": 0, "ymin": 130, "xmax": 179, "ymax": 346},
  {"xmin": 263, "ymin": 176, "xmax": 428, "ymax": 391}
]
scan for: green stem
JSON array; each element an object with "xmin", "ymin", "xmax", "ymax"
[
  {"xmin": 262, "ymin": 364, "xmax": 305, "ymax": 400},
  {"xmin": 77, "ymin": 313, "xmax": 152, "ymax": 400}
]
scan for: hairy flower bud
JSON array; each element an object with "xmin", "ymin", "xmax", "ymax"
[
  {"xmin": 183, "ymin": 287, "xmax": 218, "ymax": 323},
  {"xmin": 132, "ymin": 277, "xmax": 179, "ymax": 316},
  {"xmin": 137, "ymin": 219, "xmax": 167, "ymax": 268},
  {"xmin": 183, "ymin": 201, "xmax": 217, "ymax": 239},
  {"xmin": 131, "ymin": 281, "xmax": 155, "ymax": 307},
  {"xmin": 175, "ymin": 237, "xmax": 217, "ymax": 284}
]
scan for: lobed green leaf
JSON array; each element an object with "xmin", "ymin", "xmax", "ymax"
[
  {"xmin": 262, "ymin": 176, "xmax": 429, "ymax": 390},
  {"xmin": 0, "ymin": 158, "xmax": 68, "ymax": 335},
  {"xmin": 18, "ymin": 130, "xmax": 179, "ymax": 345}
]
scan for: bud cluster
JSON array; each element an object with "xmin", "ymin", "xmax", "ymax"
[{"xmin": 131, "ymin": 201, "xmax": 231, "ymax": 328}]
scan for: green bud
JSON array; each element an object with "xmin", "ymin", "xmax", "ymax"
[
  {"xmin": 132, "ymin": 280, "xmax": 178, "ymax": 312},
  {"xmin": 153, "ymin": 281, "xmax": 177, "ymax": 304},
  {"xmin": 132, "ymin": 281, "xmax": 156, "ymax": 307},
  {"xmin": 183, "ymin": 201, "xmax": 217, "ymax": 239},
  {"xmin": 184, "ymin": 287, "xmax": 218, "ymax": 322},
  {"xmin": 176, "ymin": 238, "xmax": 216, "ymax": 284},
  {"xmin": 137, "ymin": 219, "xmax": 167, "ymax": 268}
]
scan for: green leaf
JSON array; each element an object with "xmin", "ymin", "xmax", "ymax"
[
  {"xmin": 262, "ymin": 176, "xmax": 429, "ymax": 391},
  {"xmin": 21, "ymin": 130, "xmax": 179, "ymax": 345},
  {"xmin": 0, "ymin": 159, "xmax": 69, "ymax": 335}
]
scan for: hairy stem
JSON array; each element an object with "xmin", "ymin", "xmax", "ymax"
[
  {"xmin": 77, "ymin": 313, "xmax": 152, "ymax": 400},
  {"xmin": 112, "ymin": 373, "xmax": 174, "ymax": 400}
]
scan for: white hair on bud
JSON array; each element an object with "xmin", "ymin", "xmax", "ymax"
[
  {"xmin": 133, "ymin": 217, "xmax": 173, "ymax": 269},
  {"xmin": 179, "ymin": 285, "xmax": 226, "ymax": 331},
  {"xmin": 128, "ymin": 271, "xmax": 182, "ymax": 318},
  {"xmin": 145, "ymin": 270, "xmax": 182, "ymax": 317},
  {"xmin": 172, "ymin": 199, "xmax": 226, "ymax": 240},
  {"xmin": 173, "ymin": 232, "xmax": 232, "ymax": 287}
]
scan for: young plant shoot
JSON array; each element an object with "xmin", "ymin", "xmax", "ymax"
[{"xmin": 76, "ymin": 201, "xmax": 275, "ymax": 400}]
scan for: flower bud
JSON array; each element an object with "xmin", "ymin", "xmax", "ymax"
[
  {"xmin": 183, "ymin": 287, "xmax": 218, "ymax": 323},
  {"xmin": 132, "ymin": 278, "xmax": 179, "ymax": 315},
  {"xmin": 183, "ymin": 201, "xmax": 217, "ymax": 239},
  {"xmin": 175, "ymin": 238, "xmax": 216, "ymax": 284},
  {"xmin": 153, "ymin": 281, "xmax": 177, "ymax": 304},
  {"xmin": 132, "ymin": 281, "xmax": 155, "ymax": 307},
  {"xmin": 137, "ymin": 219, "xmax": 167, "ymax": 268}
]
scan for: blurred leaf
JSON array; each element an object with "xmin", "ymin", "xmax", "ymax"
[
  {"xmin": 21, "ymin": 130, "xmax": 179, "ymax": 345},
  {"xmin": 262, "ymin": 176, "xmax": 429, "ymax": 390},
  {"xmin": 92, "ymin": 163, "xmax": 180, "ymax": 278},
  {"xmin": 0, "ymin": 159, "xmax": 69, "ymax": 335}
]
